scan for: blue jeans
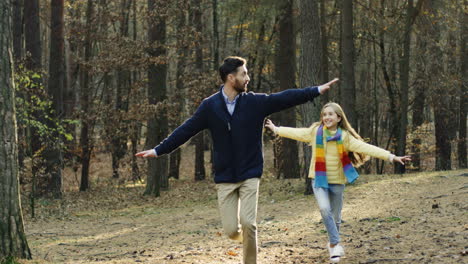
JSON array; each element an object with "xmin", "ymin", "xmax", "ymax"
[{"xmin": 312, "ymin": 180, "xmax": 345, "ymax": 245}]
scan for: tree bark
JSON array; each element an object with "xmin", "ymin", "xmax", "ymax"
[
  {"xmin": 212, "ymin": 0, "xmax": 219, "ymax": 69},
  {"xmin": 12, "ymin": 0, "xmax": 23, "ymax": 62},
  {"xmin": 428, "ymin": 0, "xmax": 451, "ymax": 170},
  {"xmin": 169, "ymin": 1, "xmax": 189, "ymax": 180},
  {"xmin": 299, "ymin": 0, "xmax": 322, "ymax": 194},
  {"xmin": 192, "ymin": 0, "xmax": 206, "ymax": 181},
  {"xmin": 145, "ymin": 0, "xmax": 168, "ymax": 196},
  {"xmin": 79, "ymin": 0, "xmax": 95, "ymax": 191},
  {"xmin": 112, "ymin": 0, "xmax": 132, "ymax": 179},
  {"xmin": 458, "ymin": 0, "xmax": 467, "ymax": 168},
  {"xmin": 23, "ymin": 0, "xmax": 41, "ymax": 70},
  {"xmin": 340, "ymin": 0, "xmax": 357, "ymax": 127},
  {"xmin": 23, "ymin": 0, "xmax": 44, "ymax": 193},
  {"xmin": 0, "ymin": 1, "xmax": 32, "ymax": 258},
  {"xmin": 320, "ymin": 0, "xmax": 329, "ymax": 104},
  {"xmin": 395, "ymin": 0, "xmax": 414, "ymax": 174},
  {"xmin": 411, "ymin": 33, "xmax": 427, "ymax": 171},
  {"xmin": 44, "ymin": 0, "xmax": 65, "ymax": 198},
  {"xmin": 274, "ymin": 0, "xmax": 300, "ymax": 179},
  {"xmin": 378, "ymin": 1, "xmax": 399, "ymax": 165}
]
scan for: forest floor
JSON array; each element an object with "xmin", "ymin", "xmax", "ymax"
[{"xmin": 16, "ymin": 147, "xmax": 468, "ymax": 264}]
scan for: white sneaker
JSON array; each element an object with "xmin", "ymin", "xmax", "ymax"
[
  {"xmin": 328, "ymin": 243, "xmax": 344, "ymax": 263},
  {"xmin": 333, "ymin": 243, "xmax": 345, "ymax": 257},
  {"xmin": 327, "ymin": 243, "xmax": 342, "ymax": 263}
]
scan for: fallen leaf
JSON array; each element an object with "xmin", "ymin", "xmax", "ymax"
[{"xmin": 227, "ymin": 250, "xmax": 238, "ymax": 256}]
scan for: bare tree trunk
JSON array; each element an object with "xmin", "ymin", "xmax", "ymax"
[
  {"xmin": 169, "ymin": 1, "xmax": 189, "ymax": 180},
  {"xmin": 395, "ymin": 0, "xmax": 414, "ymax": 174},
  {"xmin": 359, "ymin": 68, "xmax": 372, "ymax": 174},
  {"xmin": 426, "ymin": 0, "xmax": 451, "ymax": 170},
  {"xmin": 24, "ymin": 0, "xmax": 44, "ymax": 194},
  {"xmin": 45, "ymin": 0, "xmax": 65, "ymax": 198},
  {"xmin": 130, "ymin": 0, "xmax": 140, "ymax": 181},
  {"xmin": 300, "ymin": 0, "xmax": 322, "ymax": 194},
  {"xmin": 395, "ymin": 0, "xmax": 424, "ymax": 173},
  {"xmin": 12, "ymin": 0, "xmax": 23, "ymax": 62},
  {"xmin": 112, "ymin": 0, "xmax": 132, "ymax": 179},
  {"xmin": 13, "ymin": 0, "xmax": 24, "ymax": 169},
  {"xmin": 145, "ymin": 0, "xmax": 168, "ymax": 196},
  {"xmin": 320, "ymin": 0, "xmax": 329, "ymax": 104},
  {"xmin": 372, "ymin": 26, "xmax": 382, "ymax": 174},
  {"xmin": 23, "ymin": 0, "xmax": 41, "ymax": 70},
  {"xmin": 378, "ymin": 1, "xmax": 398, "ymax": 164},
  {"xmin": 79, "ymin": 0, "xmax": 95, "ymax": 191},
  {"xmin": 458, "ymin": 0, "xmax": 467, "ymax": 168},
  {"xmin": 274, "ymin": 0, "xmax": 300, "ymax": 179},
  {"xmin": 212, "ymin": 0, "xmax": 220, "ymax": 69},
  {"xmin": 340, "ymin": 0, "xmax": 357, "ymax": 127},
  {"xmin": 0, "ymin": 2, "xmax": 32, "ymax": 258},
  {"xmin": 428, "ymin": 0, "xmax": 451, "ymax": 170},
  {"xmin": 411, "ymin": 36, "xmax": 426, "ymax": 171},
  {"xmin": 192, "ymin": 0, "xmax": 206, "ymax": 181}
]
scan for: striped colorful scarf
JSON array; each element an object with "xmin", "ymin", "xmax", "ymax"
[{"xmin": 314, "ymin": 125, "xmax": 359, "ymax": 188}]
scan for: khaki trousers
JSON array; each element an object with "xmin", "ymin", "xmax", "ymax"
[{"xmin": 217, "ymin": 177, "xmax": 260, "ymax": 264}]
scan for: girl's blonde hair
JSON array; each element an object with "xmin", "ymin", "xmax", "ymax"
[{"xmin": 311, "ymin": 102, "xmax": 370, "ymax": 167}]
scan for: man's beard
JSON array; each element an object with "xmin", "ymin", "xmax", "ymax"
[{"xmin": 234, "ymin": 79, "xmax": 247, "ymax": 93}]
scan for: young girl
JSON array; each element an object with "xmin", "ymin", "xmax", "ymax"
[{"xmin": 265, "ymin": 102, "xmax": 410, "ymax": 263}]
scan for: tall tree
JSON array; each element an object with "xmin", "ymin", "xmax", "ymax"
[
  {"xmin": 429, "ymin": 0, "xmax": 452, "ymax": 170},
  {"xmin": 79, "ymin": 0, "xmax": 95, "ymax": 191},
  {"xmin": 395, "ymin": 0, "xmax": 412, "ymax": 174},
  {"xmin": 395, "ymin": 0, "xmax": 424, "ymax": 173},
  {"xmin": 45, "ymin": 0, "xmax": 65, "ymax": 198},
  {"xmin": 145, "ymin": 0, "xmax": 168, "ymax": 196},
  {"xmin": 111, "ymin": 0, "xmax": 132, "ymax": 179},
  {"xmin": 458, "ymin": 0, "xmax": 467, "ymax": 168},
  {"xmin": 378, "ymin": 0, "xmax": 399, "ymax": 170},
  {"xmin": 319, "ymin": 0, "xmax": 329, "ymax": 104},
  {"xmin": 395, "ymin": 0, "xmax": 414, "ymax": 173},
  {"xmin": 12, "ymin": 0, "xmax": 23, "ymax": 62},
  {"xmin": 340, "ymin": 0, "xmax": 356, "ymax": 127},
  {"xmin": 23, "ymin": 0, "xmax": 41, "ymax": 70},
  {"xmin": 0, "ymin": 1, "xmax": 32, "ymax": 258},
  {"xmin": 212, "ymin": 0, "xmax": 220, "ymax": 70},
  {"xmin": 274, "ymin": 0, "xmax": 300, "ymax": 179},
  {"xmin": 23, "ymin": 0, "xmax": 44, "ymax": 194},
  {"xmin": 411, "ymin": 32, "xmax": 427, "ymax": 171},
  {"xmin": 299, "ymin": 0, "xmax": 322, "ymax": 194},
  {"xmin": 192, "ymin": 0, "xmax": 206, "ymax": 181},
  {"xmin": 168, "ymin": 0, "xmax": 190, "ymax": 180}
]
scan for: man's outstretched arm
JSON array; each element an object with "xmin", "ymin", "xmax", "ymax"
[
  {"xmin": 136, "ymin": 100, "xmax": 208, "ymax": 158},
  {"xmin": 260, "ymin": 78, "xmax": 339, "ymax": 115}
]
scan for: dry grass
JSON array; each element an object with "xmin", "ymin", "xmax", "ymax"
[{"xmin": 14, "ymin": 142, "xmax": 468, "ymax": 264}]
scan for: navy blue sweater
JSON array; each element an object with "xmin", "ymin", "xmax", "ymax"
[{"xmin": 155, "ymin": 86, "xmax": 320, "ymax": 183}]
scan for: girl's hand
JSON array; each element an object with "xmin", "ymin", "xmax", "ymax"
[
  {"xmin": 264, "ymin": 119, "xmax": 277, "ymax": 134},
  {"xmin": 393, "ymin": 155, "xmax": 411, "ymax": 165}
]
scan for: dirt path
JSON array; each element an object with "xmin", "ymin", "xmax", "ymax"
[{"xmin": 21, "ymin": 169, "xmax": 467, "ymax": 264}]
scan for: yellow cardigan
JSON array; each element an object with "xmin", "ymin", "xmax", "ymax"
[{"xmin": 277, "ymin": 125, "xmax": 391, "ymax": 184}]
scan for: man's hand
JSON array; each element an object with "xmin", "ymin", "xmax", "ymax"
[
  {"xmin": 135, "ymin": 149, "xmax": 157, "ymax": 158},
  {"xmin": 318, "ymin": 78, "xmax": 339, "ymax": 94}
]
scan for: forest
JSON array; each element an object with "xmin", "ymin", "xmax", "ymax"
[{"xmin": 0, "ymin": 0, "xmax": 466, "ymax": 263}]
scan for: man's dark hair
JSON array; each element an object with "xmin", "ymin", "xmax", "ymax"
[{"xmin": 219, "ymin": 56, "xmax": 246, "ymax": 83}]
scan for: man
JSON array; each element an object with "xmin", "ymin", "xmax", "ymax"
[{"xmin": 136, "ymin": 56, "xmax": 338, "ymax": 263}]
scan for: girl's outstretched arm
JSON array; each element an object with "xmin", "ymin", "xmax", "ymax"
[
  {"xmin": 265, "ymin": 119, "xmax": 314, "ymax": 143},
  {"xmin": 345, "ymin": 132, "xmax": 411, "ymax": 164}
]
